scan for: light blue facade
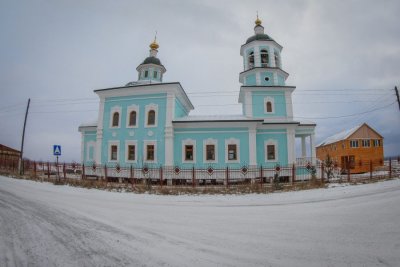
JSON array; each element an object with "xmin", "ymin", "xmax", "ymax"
[{"xmin": 79, "ymin": 17, "xmax": 317, "ymax": 169}]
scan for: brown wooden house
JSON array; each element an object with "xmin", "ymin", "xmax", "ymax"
[
  {"xmin": 316, "ymin": 123, "xmax": 384, "ymax": 173},
  {"xmin": 0, "ymin": 144, "xmax": 20, "ymax": 161}
]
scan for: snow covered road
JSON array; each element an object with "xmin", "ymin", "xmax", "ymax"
[{"xmin": 1, "ymin": 176, "xmax": 400, "ymax": 267}]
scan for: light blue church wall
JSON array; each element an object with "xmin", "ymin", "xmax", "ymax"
[
  {"xmin": 83, "ymin": 131, "xmax": 96, "ymax": 165},
  {"xmin": 173, "ymin": 127, "xmax": 249, "ymax": 168},
  {"xmin": 101, "ymin": 93, "xmax": 167, "ymax": 166},
  {"xmin": 174, "ymin": 98, "xmax": 188, "ymax": 118},
  {"xmin": 245, "ymin": 73, "xmax": 256, "ymax": 85},
  {"xmin": 252, "ymin": 91, "xmax": 287, "ymax": 118},
  {"xmin": 260, "ymin": 71, "xmax": 274, "ymax": 86},
  {"xmin": 277, "ymin": 74, "xmax": 285, "ymax": 86},
  {"xmin": 256, "ymin": 129, "xmax": 288, "ymax": 167}
]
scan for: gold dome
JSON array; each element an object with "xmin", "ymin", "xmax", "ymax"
[
  {"xmin": 255, "ymin": 13, "xmax": 262, "ymax": 26},
  {"xmin": 149, "ymin": 38, "xmax": 159, "ymax": 50}
]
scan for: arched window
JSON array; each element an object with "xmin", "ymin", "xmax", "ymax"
[
  {"xmin": 112, "ymin": 112, "xmax": 119, "ymax": 127},
  {"xmin": 248, "ymin": 51, "xmax": 254, "ymax": 69},
  {"xmin": 266, "ymin": 101, "xmax": 272, "ymax": 112},
  {"xmin": 274, "ymin": 51, "xmax": 280, "ymax": 68},
  {"xmin": 129, "ymin": 111, "xmax": 136, "ymax": 126},
  {"xmin": 260, "ymin": 49, "xmax": 269, "ymax": 67},
  {"xmin": 147, "ymin": 110, "xmax": 155, "ymax": 125}
]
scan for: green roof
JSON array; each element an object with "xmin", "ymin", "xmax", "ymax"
[
  {"xmin": 246, "ymin": 33, "xmax": 273, "ymax": 44},
  {"xmin": 142, "ymin": 56, "xmax": 162, "ymax": 66}
]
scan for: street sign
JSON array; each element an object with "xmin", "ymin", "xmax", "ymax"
[{"xmin": 53, "ymin": 145, "xmax": 62, "ymax": 156}]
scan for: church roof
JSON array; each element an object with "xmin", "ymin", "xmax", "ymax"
[
  {"xmin": 141, "ymin": 56, "xmax": 163, "ymax": 66},
  {"xmin": 173, "ymin": 115, "xmax": 262, "ymax": 123},
  {"xmin": 246, "ymin": 33, "xmax": 274, "ymax": 44}
]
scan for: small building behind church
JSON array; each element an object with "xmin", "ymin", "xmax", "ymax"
[
  {"xmin": 316, "ymin": 123, "xmax": 384, "ymax": 173},
  {"xmin": 79, "ymin": 17, "xmax": 316, "ymax": 169}
]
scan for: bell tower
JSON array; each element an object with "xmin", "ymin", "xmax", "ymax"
[
  {"xmin": 239, "ymin": 15, "xmax": 288, "ymax": 86},
  {"xmin": 238, "ymin": 15, "xmax": 294, "ymax": 121},
  {"xmin": 135, "ymin": 35, "xmax": 166, "ymax": 84}
]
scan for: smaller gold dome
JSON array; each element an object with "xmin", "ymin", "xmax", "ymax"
[
  {"xmin": 149, "ymin": 39, "xmax": 159, "ymax": 50},
  {"xmin": 255, "ymin": 17, "xmax": 262, "ymax": 26}
]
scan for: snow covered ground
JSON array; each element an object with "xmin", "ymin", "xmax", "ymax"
[{"xmin": 1, "ymin": 176, "xmax": 400, "ymax": 267}]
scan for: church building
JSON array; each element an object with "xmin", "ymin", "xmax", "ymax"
[{"xmin": 79, "ymin": 17, "xmax": 316, "ymax": 169}]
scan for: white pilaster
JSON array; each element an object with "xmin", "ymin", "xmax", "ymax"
[
  {"xmin": 254, "ymin": 46, "xmax": 260, "ymax": 68},
  {"xmin": 255, "ymin": 72, "xmax": 261, "ymax": 86},
  {"xmin": 287, "ymin": 128, "xmax": 295, "ymax": 164},
  {"xmin": 80, "ymin": 132, "xmax": 84, "ymax": 163},
  {"xmin": 285, "ymin": 91, "xmax": 294, "ymax": 120},
  {"xmin": 249, "ymin": 126, "xmax": 257, "ymax": 166},
  {"xmin": 164, "ymin": 127, "xmax": 174, "ymax": 166},
  {"xmin": 95, "ymin": 97, "xmax": 105, "ymax": 164},
  {"xmin": 245, "ymin": 91, "xmax": 253, "ymax": 117},
  {"xmin": 310, "ymin": 134, "xmax": 316, "ymax": 164},
  {"xmin": 270, "ymin": 47, "xmax": 276, "ymax": 67}
]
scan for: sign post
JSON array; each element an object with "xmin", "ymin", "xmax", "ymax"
[{"xmin": 53, "ymin": 145, "xmax": 62, "ymax": 181}]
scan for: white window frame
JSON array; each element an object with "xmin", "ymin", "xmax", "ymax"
[
  {"xmin": 260, "ymin": 49, "xmax": 269, "ymax": 67},
  {"xmin": 362, "ymin": 139, "xmax": 371, "ymax": 147},
  {"xmin": 86, "ymin": 141, "xmax": 96, "ymax": 162},
  {"xmin": 225, "ymin": 138, "xmax": 240, "ymax": 163},
  {"xmin": 109, "ymin": 106, "xmax": 121, "ymax": 128},
  {"xmin": 203, "ymin": 138, "xmax": 218, "ymax": 163},
  {"xmin": 108, "ymin": 140, "xmax": 120, "ymax": 162},
  {"xmin": 126, "ymin": 104, "xmax": 139, "ymax": 128},
  {"xmin": 145, "ymin": 103, "xmax": 158, "ymax": 128},
  {"xmin": 373, "ymin": 139, "xmax": 381, "ymax": 147},
  {"xmin": 125, "ymin": 140, "xmax": 138, "ymax": 163},
  {"xmin": 143, "ymin": 140, "xmax": 157, "ymax": 163},
  {"xmin": 264, "ymin": 97, "xmax": 275, "ymax": 114},
  {"xmin": 265, "ymin": 139, "xmax": 278, "ymax": 162},
  {"xmin": 182, "ymin": 139, "xmax": 196, "ymax": 163},
  {"xmin": 350, "ymin": 140, "xmax": 359, "ymax": 148}
]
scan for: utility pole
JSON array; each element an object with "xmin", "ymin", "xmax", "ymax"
[
  {"xmin": 395, "ymin": 86, "xmax": 400, "ymax": 111},
  {"xmin": 19, "ymin": 98, "xmax": 30, "ymax": 175}
]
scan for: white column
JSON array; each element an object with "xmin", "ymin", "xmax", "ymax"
[
  {"xmin": 301, "ymin": 136, "xmax": 307, "ymax": 158},
  {"xmin": 95, "ymin": 97, "xmax": 105, "ymax": 164},
  {"xmin": 287, "ymin": 128, "xmax": 296, "ymax": 165},
  {"xmin": 249, "ymin": 126, "xmax": 257, "ymax": 166},
  {"xmin": 310, "ymin": 134, "xmax": 316, "ymax": 164},
  {"xmin": 255, "ymin": 72, "xmax": 261, "ymax": 86}
]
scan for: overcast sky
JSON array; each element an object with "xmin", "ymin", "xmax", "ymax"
[{"xmin": 1, "ymin": 0, "xmax": 399, "ymax": 162}]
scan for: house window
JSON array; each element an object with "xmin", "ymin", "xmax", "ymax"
[
  {"xmin": 127, "ymin": 145, "xmax": 135, "ymax": 161},
  {"xmin": 129, "ymin": 111, "xmax": 137, "ymax": 126},
  {"xmin": 350, "ymin": 140, "xmax": 359, "ymax": 148},
  {"xmin": 146, "ymin": 145, "xmax": 154, "ymax": 161},
  {"xmin": 206, "ymin": 145, "xmax": 215, "ymax": 161},
  {"xmin": 248, "ymin": 51, "xmax": 254, "ymax": 69},
  {"xmin": 112, "ymin": 112, "xmax": 119, "ymax": 127},
  {"xmin": 185, "ymin": 145, "xmax": 194, "ymax": 161},
  {"xmin": 153, "ymin": 71, "xmax": 157, "ymax": 78},
  {"xmin": 110, "ymin": 145, "xmax": 118, "ymax": 161},
  {"xmin": 362, "ymin": 139, "xmax": 370, "ymax": 147},
  {"xmin": 228, "ymin": 144, "xmax": 237, "ymax": 160},
  {"xmin": 374, "ymin": 139, "xmax": 381, "ymax": 147},
  {"xmin": 147, "ymin": 110, "xmax": 155, "ymax": 125},
  {"xmin": 144, "ymin": 70, "xmax": 148, "ymax": 78},
  {"xmin": 260, "ymin": 49, "xmax": 269, "ymax": 67},
  {"xmin": 267, "ymin": 145, "xmax": 276, "ymax": 160}
]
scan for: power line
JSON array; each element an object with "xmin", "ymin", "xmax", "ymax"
[{"xmin": 296, "ymin": 101, "xmax": 396, "ymax": 120}]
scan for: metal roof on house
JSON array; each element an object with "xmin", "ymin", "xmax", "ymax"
[{"xmin": 317, "ymin": 124, "xmax": 363, "ymax": 147}]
